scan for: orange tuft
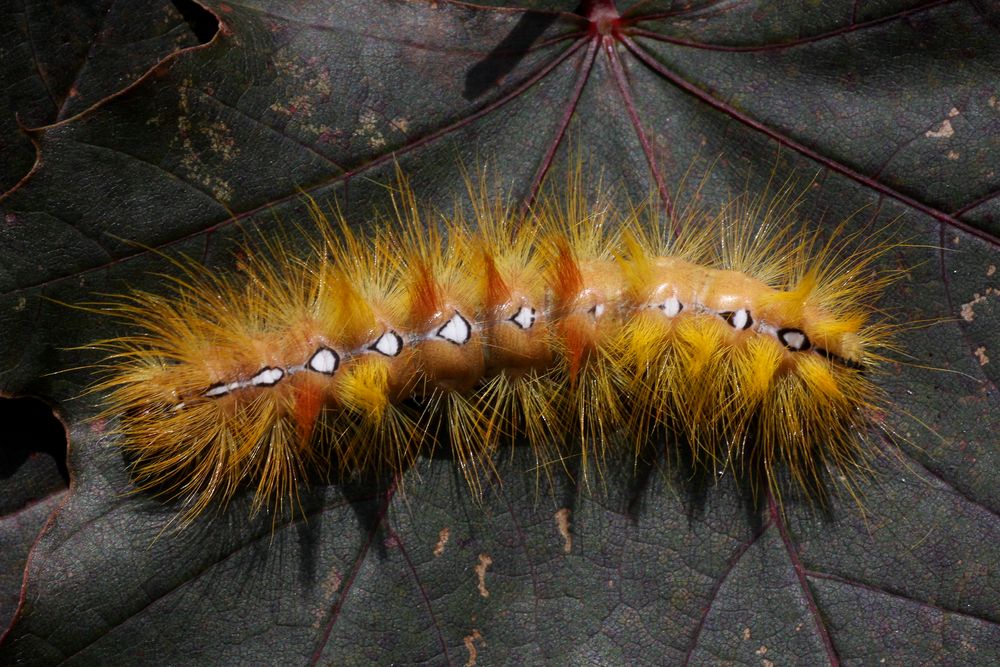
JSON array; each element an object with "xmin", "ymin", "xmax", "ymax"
[
  {"xmin": 408, "ymin": 261, "xmax": 442, "ymax": 327},
  {"xmin": 482, "ymin": 251, "xmax": 510, "ymax": 312},
  {"xmin": 549, "ymin": 238, "xmax": 584, "ymax": 312},
  {"xmin": 561, "ymin": 318, "xmax": 590, "ymax": 383},
  {"xmin": 292, "ymin": 378, "xmax": 325, "ymax": 444}
]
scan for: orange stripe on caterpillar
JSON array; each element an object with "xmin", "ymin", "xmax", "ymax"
[{"xmin": 86, "ymin": 177, "xmax": 903, "ymax": 524}]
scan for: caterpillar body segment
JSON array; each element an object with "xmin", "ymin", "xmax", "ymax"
[{"xmin": 89, "ymin": 184, "xmax": 899, "ymax": 521}]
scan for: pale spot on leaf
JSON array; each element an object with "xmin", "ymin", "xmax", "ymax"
[
  {"xmin": 475, "ymin": 553, "xmax": 492, "ymax": 597},
  {"xmin": 433, "ymin": 527, "xmax": 450, "ymax": 557},
  {"xmin": 463, "ymin": 629, "xmax": 483, "ymax": 667},
  {"xmin": 961, "ymin": 288, "xmax": 1000, "ymax": 321},
  {"xmin": 554, "ymin": 508, "xmax": 572, "ymax": 554},
  {"xmin": 925, "ymin": 119, "xmax": 954, "ymax": 138}
]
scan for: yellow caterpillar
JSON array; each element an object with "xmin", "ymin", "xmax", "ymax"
[{"xmin": 86, "ymin": 175, "xmax": 902, "ymax": 523}]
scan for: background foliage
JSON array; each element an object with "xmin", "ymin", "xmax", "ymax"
[{"xmin": 2, "ymin": 0, "xmax": 999, "ymax": 664}]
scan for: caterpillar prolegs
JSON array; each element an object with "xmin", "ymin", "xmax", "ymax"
[{"xmin": 89, "ymin": 176, "xmax": 902, "ymax": 522}]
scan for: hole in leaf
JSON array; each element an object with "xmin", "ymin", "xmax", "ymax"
[
  {"xmin": 0, "ymin": 396, "xmax": 70, "ymax": 512},
  {"xmin": 171, "ymin": 0, "xmax": 219, "ymax": 44}
]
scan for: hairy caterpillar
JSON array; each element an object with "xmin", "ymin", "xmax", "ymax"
[{"xmin": 86, "ymin": 173, "xmax": 902, "ymax": 523}]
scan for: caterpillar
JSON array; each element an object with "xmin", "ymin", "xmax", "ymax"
[{"xmin": 86, "ymin": 172, "xmax": 903, "ymax": 524}]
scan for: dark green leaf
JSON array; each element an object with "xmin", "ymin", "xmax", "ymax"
[{"xmin": 0, "ymin": 0, "xmax": 207, "ymax": 191}]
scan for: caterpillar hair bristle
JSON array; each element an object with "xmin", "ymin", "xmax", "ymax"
[{"xmin": 84, "ymin": 170, "xmax": 906, "ymax": 525}]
